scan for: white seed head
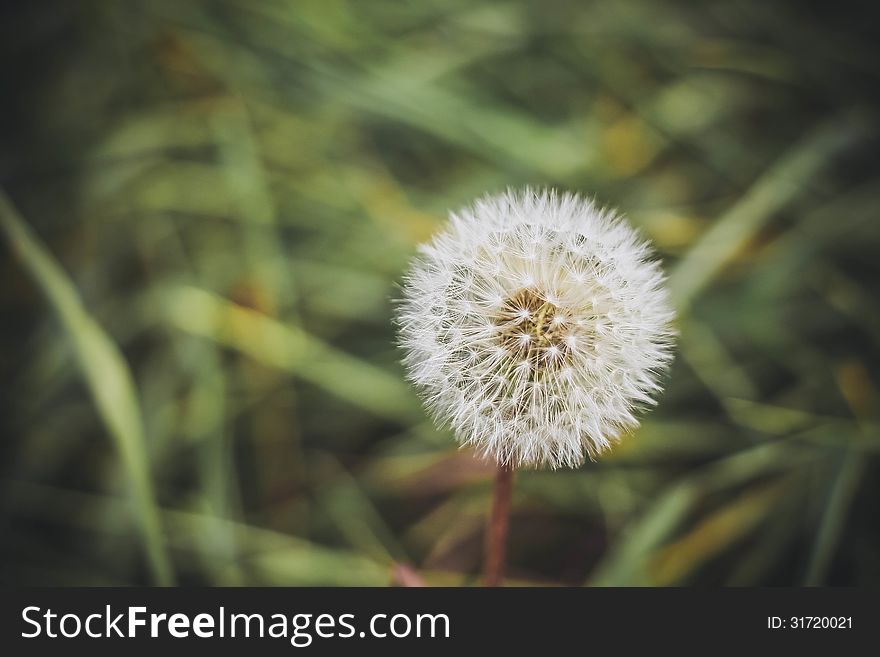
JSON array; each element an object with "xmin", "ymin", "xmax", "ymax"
[{"xmin": 396, "ymin": 189, "xmax": 676, "ymax": 469}]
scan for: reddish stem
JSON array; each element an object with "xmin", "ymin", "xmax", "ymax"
[{"xmin": 483, "ymin": 462, "xmax": 514, "ymax": 587}]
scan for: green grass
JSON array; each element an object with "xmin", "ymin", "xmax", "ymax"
[{"xmin": 1, "ymin": 0, "xmax": 878, "ymax": 586}]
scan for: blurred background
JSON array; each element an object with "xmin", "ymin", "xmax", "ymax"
[{"xmin": 1, "ymin": 0, "xmax": 879, "ymax": 586}]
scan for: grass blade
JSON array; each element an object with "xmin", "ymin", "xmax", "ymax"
[
  {"xmin": 669, "ymin": 113, "xmax": 873, "ymax": 310},
  {"xmin": 0, "ymin": 190, "xmax": 174, "ymax": 585},
  {"xmin": 160, "ymin": 285, "xmax": 420, "ymax": 423},
  {"xmin": 803, "ymin": 448, "xmax": 866, "ymax": 585}
]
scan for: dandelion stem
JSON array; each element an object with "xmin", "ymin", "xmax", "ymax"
[{"xmin": 484, "ymin": 462, "xmax": 514, "ymax": 587}]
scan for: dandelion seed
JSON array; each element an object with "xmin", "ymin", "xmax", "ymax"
[{"xmin": 397, "ymin": 188, "xmax": 676, "ymax": 470}]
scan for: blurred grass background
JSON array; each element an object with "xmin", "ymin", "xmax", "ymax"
[{"xmin": 1, "ymin": 0, "xmax": 879, "ymax": 586}]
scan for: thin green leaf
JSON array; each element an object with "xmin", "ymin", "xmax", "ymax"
[{"xmin": 0, "ymin": 190, "xmax": 174, "ymax": 585}]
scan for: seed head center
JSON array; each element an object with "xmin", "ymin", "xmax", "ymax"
[{"xmin": 496, "ymin": 289, "xmax": 569, "ymax": 366}]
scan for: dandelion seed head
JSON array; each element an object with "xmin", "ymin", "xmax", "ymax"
[{"xmin": 396, "ymin": 188, "xmax": 676, "ymax": 468}]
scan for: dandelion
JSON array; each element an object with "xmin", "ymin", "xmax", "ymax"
[{"xmin": 396, "ymin": 188, "xmax": 676, "ymax": 584}]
